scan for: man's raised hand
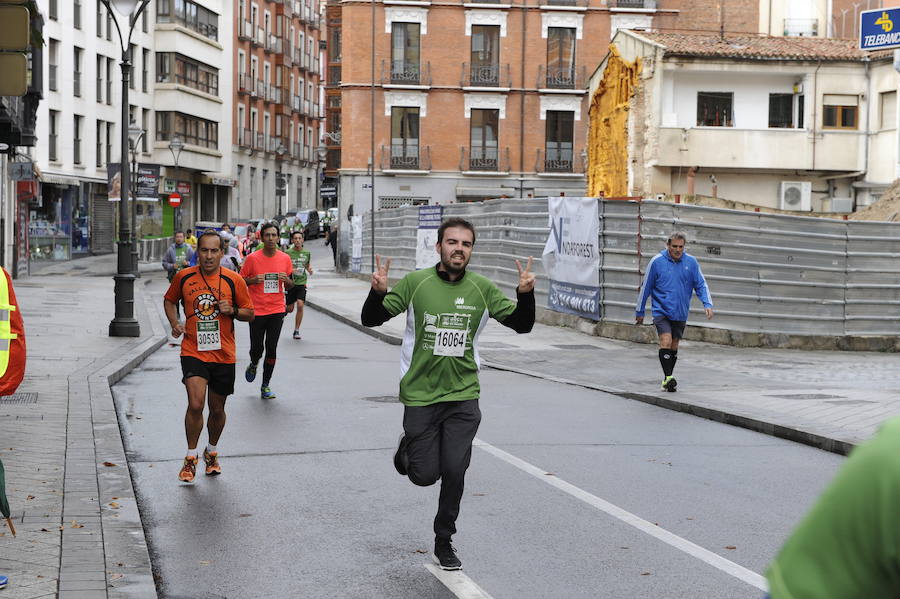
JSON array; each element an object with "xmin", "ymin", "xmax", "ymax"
[
  {"xmin": 372, "ymin": 254, "xmax": 392, "ymax": 293},
  {"xmin": 516, "ymin": 256, "xmax": 536, "ymax": 293}
]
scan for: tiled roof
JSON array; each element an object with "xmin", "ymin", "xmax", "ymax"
[{"xmin": 631, "ymin": 32, "xmax": 885, "ymax": 62}]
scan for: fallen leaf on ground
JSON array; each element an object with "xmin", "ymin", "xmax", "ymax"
[
  {"xmin": 71, "ymin": 521, "xmax": 84, "ymax": 528},
  {"xmin": 238, "ymin": 514, "xmax": 252, "ymax": 518},
  {"xmin": 415, "ymin": 549, "xmax": 427, "ymax": 554},
  {"xmin": 110, "ymin": 573, "xmax": 124, "ymax": 580},
  {"xmin": 725, "ymin": 546, "xmax": 736, "ymax": 550},
  {"xmin": 199, "ymin": 561, "xmax": 211, "ymax": 566},
  {"xmin": 109, "ymin": 502, "xmax": 120, "ymax": 509},
  {"xmin": 619, "ymin": 546, "xmax": 629, "ymax": 549},
  {"xmin": 112, "ymin": 496, "xmax": 119, "ymax": 500},
  {"xmin": 472, "ymin": 493, "xmax": 486, "ymax": 496},
  {"xmin": 544, "ymin": 472, "xmax": 554, "ymax": 476},
  {"xmin": 103, "ymin": 462, "xmax": 117, "ymax": 467},
  {"xmin": 26, "ymin": 495, "xmax": 35, "ymax": 500},
  {"xmin": 686, "ymin": 517, "xmax": 694, "ymax": 520},
  {"xmin": 641, "ymin": 572, "xmax": 651, "ymax": 576}
]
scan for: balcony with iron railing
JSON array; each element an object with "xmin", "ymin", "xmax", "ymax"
[
  {"xmin": 292, "ymin": 95, "xmax": 302, "ymax": 113},
  {"xmin": 537, "ymin": 64, "xmax": 586, "ymax": 90},
  {"xmin": 255, "ymin": 131, "xmax": 265, "ymax": 150},
  {"xmin": 535, "ymin": 147, "xmax": 583, "ymax": 174},
  {"xmin": 381, "ymin": 144, "xmax": 431, "ymax": 171},
  {"xmin": 292, "ymin": 142, "xmax": 301, "ymax": 161},
  {"xmin": 266, "ymin": 33, "xmax": 281, "ymax": 53},
  {"xmin": 239, "ymin": 20, "xmax": 253, "ymax": 40},
  {"xmin": 267, "ymin": 84, "xmax": 280, "ymax": 103},
  {"xmin": 257, "ymin": 79, "xmax": 267, "ymax": 99},
  {"xmin": 256, "ymin": 27, "xmax": 267, "ymax": 46},
  {"xmin": 381, "ymin": 60, "xmax": 432, "ymax": 86},
  {"xmin": 238, "ymin": 73, "xmax": 253, "ymax": 94},
  {"xmin": 283, "ymin": 41, "xmax": 294, "ymax": 65},
  {"xmin": 238, "ymin": 128, "xmax": 253, "ymax": 148},
  {"xmin": 461, "ymin": 63, "xmax": 511, "ymax": 89},
  {"xmin": 460, "ymin": 146, "xmax": 509, "ymax": 172},
  {"xmin": 610, "ymin": 0, "xmax": 657, "ymax": 8}
]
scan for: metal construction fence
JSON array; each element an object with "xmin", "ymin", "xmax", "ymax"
[{"xmin": 356, "ymin": 198, "xmax": 900, "ymax": 339}]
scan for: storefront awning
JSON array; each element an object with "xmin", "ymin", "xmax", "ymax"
[{"xmin": 39, "ymin": 173, "xmax": 83, "ymax": 186}]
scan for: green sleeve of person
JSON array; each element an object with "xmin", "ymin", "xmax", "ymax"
[{"xmin": 382, "ymin": 274, "xmax": 413, "ymax": 317}]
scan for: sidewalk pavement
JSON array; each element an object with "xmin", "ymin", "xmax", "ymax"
[
  {"xmin": 1, "ymin": 253, "xmax": 165, "ymax": 599},
  {"xmin": 305, "ymin": 269, "xmax": 900, "ymax": 456}
]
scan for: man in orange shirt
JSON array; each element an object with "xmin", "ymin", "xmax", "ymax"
[
  {"xmin": 240, "ymin": 222, "xmax": 294, "ymax": 399},
  {"xmin": 164, "ymin": 230, "xmax": 254, "ymax": 483}
]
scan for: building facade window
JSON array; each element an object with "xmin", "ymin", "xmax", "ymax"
[
  {"xmin": 106, "ymin": 122, "xmax": 113, "ymax": 164},
  {"xmin": 49, "ymin": 110, "xmax": 59, "ymax": 161},
  {"xmin": 156, "ymin": 53, "xmax": 219, "ymax": 95},
  {"xmin": 96, "ymin": 120, "xmax": 103, "ymax": 167},
  {"xmin": 697, "ymin": 92, "xmax": 733, "ymax": 127},
  {"xmin": 546, "ymin": 27, "xmax": 576, "ymax": 89},
  {"xmin": 106, "ymin": 57, "xmax": 114, "ymax": 104},
  {"xmin": 49, "ymin": 0, "xmax": 57, "ymax": 20},
  {"xmin": 97, "ymin": 0, "xmax": 103, "ymax": 36},
  {"xmin": 390, "ymin": 107, "xmax": 419, "ymax": 168},
  {"xmin": 96, "ymin": 55, "xmax": 104, "ymax": 102},
  {"xmin": 74, "ymin": 47, "xmax": 83, "ymax": 97},
  {"xmin": 545, "ymin": 110, "xmax": 573, "ymax": 172},
  {"xmin": 156, "ymin": 0, "xmax": 219, "ymax": 41},
  {"xmin": 74, "ymin": 0, "xmax": 82, "ymax": 29},
  {"xmin": 48, "ymin": 39, "xmax": 59, "ymax": 92},
  {"xmin": 142, "ymin": 109, "xmax": 150, "ymax": 152},
  {"xmin": 881, "ymin": 91, "xmax": 897, "ymax": 129},
  {"xmin": 768, "ymin": 93, "xmax": 793, "ymax": 128},
  {"xmin": 74, "ymin": 115, "xmax": 83, "ymax": 164},
  {"xmin": 470, "ymin": 108, "xmax": 499, "ymax": 170},
  {"xmin": 142, "ymin": 48, "xmax": 149, "ymax": 92},
  {"xmin": 391, "ymin": 23, "xmax": 420, "ymax": 85},
  {"xmin": 470, "ymin": 25, "xmax": 500, "ymax": 86},
  {"xmin": 156, "ymin": 111, "xmax": 219, "ymax": 149},
  {"xmin": 823, "ymin": 94, "xmax": 858, "ymax": 129},
  {"xmin": 128, "ymin": 44, "xmax": 136, "ymax": 89}
]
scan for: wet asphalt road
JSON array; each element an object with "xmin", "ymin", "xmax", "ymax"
[{"xmin": 112, "ymin": 269, "xmax": 845, "ymax": 599}]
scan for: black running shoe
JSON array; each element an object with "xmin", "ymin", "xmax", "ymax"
[
  {"xmin": 393, "ymin": 432, "xmax": 409, "ymax": 476},
  {"xmin": 433, "ymin": 538, "xmax": 462, "ymax": 571}
]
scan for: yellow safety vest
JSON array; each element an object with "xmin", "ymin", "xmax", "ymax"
[{"xmin": 0, "ymin": 272, "xmax": 17, "ymax": 378}]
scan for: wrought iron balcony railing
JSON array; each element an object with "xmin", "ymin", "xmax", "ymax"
[
  {"xmin": 535, "ymin": 147, "xmax": 583, "ymax": 174},
  {"xmin": 381, "ymin": 144, "xmax": 431, "ymax": 170},
  {"xmin": 460, "ymin": 146, "xmax": 509, "ymax": 172},
  {"xmin": 537, "ymin": 64, "xmax": 585, "ymax": 90},
  {"xmin": 238, "ymin": 128, "xmax": 253, "ymax": 148},
  {"xmin": 380, "ymin": 60, "xmax": 431, "ymax": 86},
  {"xmin": 461, "ymin": 62, "xmax": 511, "ymax": 88},
  {"xmin": 611, "ymin": 0, "xmax": 657, "ymax": 7}
]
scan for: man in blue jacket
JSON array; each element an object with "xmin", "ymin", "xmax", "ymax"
[{"xmin": 634, "ymin": 232, "xmax": 713, "ymax": 392}]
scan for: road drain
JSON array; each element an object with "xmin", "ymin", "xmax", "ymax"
[
  {"xmin": 764, "ymin": 393, "xmax": 846, "ymax": 400},
  {"xmin": 0, "ymin": 392, "xmax": 38, "ymax": 404}
]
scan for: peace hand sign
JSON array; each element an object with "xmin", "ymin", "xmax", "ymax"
[
  {"xmin": 372, "ymin": 254, "xmax": 392, "ymax": 293},
  {"xmin": 516, "ymin": 256, "xmax": 536, "ymax": 293}
]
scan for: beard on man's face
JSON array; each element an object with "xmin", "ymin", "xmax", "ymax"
[{"xmin": 440, "ymin": 247, "xmax": 469, "ymax": 274}]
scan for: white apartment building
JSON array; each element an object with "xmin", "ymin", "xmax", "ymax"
[
  {"xmin": 27, "ymin": 0, "xmax": 233, "ymax": 264},
  {"xmin": 589, "ymin": 30, "xmax": 899, "ymax": 212},
  {"xmin": 30, "ymin": 0, "xmax": 155, "ymax": 261}
]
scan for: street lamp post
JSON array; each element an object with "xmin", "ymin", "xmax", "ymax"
[
  {"xmin": 168, "ymin": 136, "xmax": 184, "ymax": 232},
  {"xmin": 316, "ymin": 144, "xmax": 327, "ymax": 210},
  {"xmin": 276, "ymin": 142, "xmax": 287, "ymax": 215},
  {"xmin": 105, "ymin": 0, "xmax": 149, "ymax": 337},
  {"xmin": 128, "ymin": 120, "xmax": 144, "ymax": 277}
]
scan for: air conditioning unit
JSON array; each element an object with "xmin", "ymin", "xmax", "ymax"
[
  {"xmin": 780, "ymin": 181, "xmax": 812, "ymax": 211},
  {"xmin": 830, "ymin": 197, "xmax": 853, "ymax": 213}
]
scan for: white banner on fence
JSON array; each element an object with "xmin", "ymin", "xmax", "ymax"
[
  {"xmin": 351, "ymin": 215, "xmax": 363, "ymax": 273},
  {"xmin": 416, "ymin": 205, "xmax": 443, "ymax": 269},
  {"xmin": 542, "ymin": 197, "xmax": 600, "ymax": 320}
]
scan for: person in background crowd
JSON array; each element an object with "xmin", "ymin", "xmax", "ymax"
[
  {"xmin": 240, "ymin": 223, "xmax": 294, "ymax": 400},
  {"xmin": 185, "ymin": 228, "xmax": 198, "ymax": 249},
  {"xmin": 284, "ymin": 231, "xmax": 313, "ymax": 340},
  {"xmin": 162, "ymin": 231, "xmax": 195, "ymax": 283},
  {"xmin": 634, "ymin": 231, "xmax": 713, "ymax": 393}
]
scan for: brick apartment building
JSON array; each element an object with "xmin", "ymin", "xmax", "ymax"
[{"xmin": 233, "ymin": 0, "xmax": 324, "ymax": 220}]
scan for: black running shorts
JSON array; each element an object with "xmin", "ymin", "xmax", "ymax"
[
  {"xmin": 652, "ymin": 315, "xmax": 686, "ymax": 340},
  {"xmin": 285, "ymin": 284, "xmax": 307, "ymax": 304},
  {"xmin": 180, "ymin": 356, "xmax": 236, "ymax": 396}
]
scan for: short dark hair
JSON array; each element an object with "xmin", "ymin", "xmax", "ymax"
[
  {"xmin": 198, "ymin": 229, "xmax": 223, "ymax": 249},
  {"xmin": 259, "ymin": 222, "xmax": 279, "ymax": 237},
  {"xmin": 290, "ymin": 230, "xmax": 304, "ymax": 240},
  {"xmin": 185, "ymin": 229, "xmax": 192, "ymax": 234},
  {"xmin": 437, "ymin": 218, "xmax": 476, "ymax": 244},
  {"xmin": 174, "ymin": 230, "xmax": 185, "ymax": 236},
  {"xmin": 221, "ymin": 223, "xmax": 231, "ymax": 229}
]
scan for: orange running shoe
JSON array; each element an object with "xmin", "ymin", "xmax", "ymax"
[
  {"xmin": 178, "ymin": 455, "xmax": 198, "ymax": 483},
  {"xmin": 203, "ymin": 448, "xmax": 222, "ymax": 476}
]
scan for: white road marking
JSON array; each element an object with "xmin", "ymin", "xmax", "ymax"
[
  {"xmin": 425, "ymin": 563, "xmax": 496, "ymax": 599},
  {"xmin": 474, "ymin": 438, "xmax": 769, "ymax": 592}
]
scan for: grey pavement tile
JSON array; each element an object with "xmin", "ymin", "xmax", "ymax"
[
  {"xmin": 57, "ymin": 591, "xmax": 110, "ymax": 599},
  {"xmin": 58, "ymin": 571, "xmax": 106, "ymax": 582},
  {"xmin": 58, "ymin": 579, "xmax": 108, "ymax": 592}
]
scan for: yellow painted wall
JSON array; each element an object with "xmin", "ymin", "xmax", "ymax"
[{"xmin": 587, "ymin": 45, "xmax": 641, "ymax": 198}]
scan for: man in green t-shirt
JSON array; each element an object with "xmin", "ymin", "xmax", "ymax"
[
  {"xmin": 766, "ymin": 416, "xmax": 900, "ymax": 599},
  {"xmin": 362, "ymin": 217, "xmax": 536, "ymax": 571},
  {"xmin": 285, "ymin": 230, "xmax": 313, "ymax": 339}
]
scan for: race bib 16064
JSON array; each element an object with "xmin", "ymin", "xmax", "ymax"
[{"xmin": 432, "ymin": 313, "xmax": 470, "ymax": 357}]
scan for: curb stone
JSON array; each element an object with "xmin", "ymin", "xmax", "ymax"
[{"xmin": 305, "ymin": 297, "xmax": 856, "ymax": 457}]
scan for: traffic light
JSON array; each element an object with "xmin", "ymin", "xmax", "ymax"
[{"xmin": 0, "ymin": 4, "xmax": 30, "ymax": 97}]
